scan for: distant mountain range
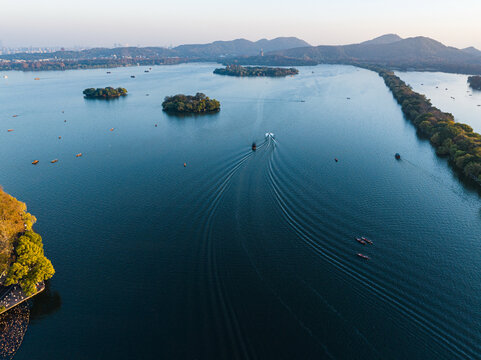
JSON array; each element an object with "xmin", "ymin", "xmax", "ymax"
[
  {"xmin": 462, "ymin": 46, "xmax": 481, "ymax": 57},
  {"xmin": 174, "ymin": 37, "xmax": 310, "ymax": 57},
  {"xmin": 2, "ymin": 34, "xmax": 481, "ymax": 74},
  {"xmin": 269, "ymin": 35, "xmax": 481, "ymax": 66},
  {"xmin": 0, "ymin": 37, "xmax": 310, "ymax": 61},
  {"xmin": 249, "ymin": 34, "xmax": 481, "ymax": 74}
]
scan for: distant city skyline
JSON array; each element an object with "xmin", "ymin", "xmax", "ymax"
[{"xmin": 2, "ymin": 0, "xmax": 481, "ymax": 50}]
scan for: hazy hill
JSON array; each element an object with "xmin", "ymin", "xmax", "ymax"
[
  {"xmin": 173, "ymin": 37, "xmax": 310, "ymax": 57},
  {"xmin": 0, "ymin": 37, "xmax": 310, "ymax": 60},
  {"xmin": 271, "ymin": 35, "xmax": 481, "ymax": 66},
  {"xmin": 360, "ymin": 34, "xmax": 403, "ymax": 45},
  {"xmin": 2, "ymin": 34, "xmax": 481, "ymax": 75},
  {"xmin": 462, "ymin": 47, "xmax": 481, "ymax": 57}
]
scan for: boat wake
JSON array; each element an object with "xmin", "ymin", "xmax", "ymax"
[{"xmin": 264, "ymin": 146, "xmax": 479, "ymax": 359}]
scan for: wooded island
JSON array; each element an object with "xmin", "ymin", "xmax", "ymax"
[
  {"xmin": 162, "ymin": 93, "xmax": 220, "ymax": 114},
  {"xmin": 468, "ymin": 76, "xmax": 481, "ymax": 90},
  {"xmin": 83, "ymin": 87, "xmax": 128, "ymax": 99},
  {"xmin": 214, "ymin": 65, "xmax": 299, "ymax": 77}
]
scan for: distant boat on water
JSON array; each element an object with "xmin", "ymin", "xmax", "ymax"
[
  {"xmin": 32, "ymin": 160, "xmax": 39, "ymax": 165},
  {"xmin": 51, "ymin": 159, "xmax": 58, "ymax": 163},
  {"xmin": 355, "ymin": 237, "xmax": 366, "ymax": 245},
  {"xmin": 395, "ymin": 153, "xmax": 401, "ymax": 160},
  {"xmin": 76, "ymin": 153, "xmax": 82, "ymax": 157},
  {"xmin": 7, "ymin": 129, "xmax": 14, "ymax": 132},
  {"xmin": 361, "ymin": 237, "xmax": 373, "ymax": 245},
  {"xmin": 34, "ymin": 77, "xmax": 40, "ymax": 80},
  {"xmin": 265, "ymin": 132, "xmax": 275, "ymax": 139},
  {"xmin": 357, "ymin": 253, "xmax": 370, "ymax": 260}
]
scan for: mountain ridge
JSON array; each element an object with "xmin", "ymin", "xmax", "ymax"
[
  {"xmin": 0, "ymin": 37, "xmax": 310, "ymax": 60},
  {"xmin": 269, "ymin": 35, "xmax": 481, "ymax": 66},
  {"xmin": 2, "ymin": 34, "xmax": 481, "ymax": 75}
]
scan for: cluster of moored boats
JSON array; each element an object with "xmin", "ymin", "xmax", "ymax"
[
  {"xmin": 6, "ymin": 108, "xmax": 163, "ymax": 166},
  {"xmin": 355, "ymin": 236, "xmax": 373, "ymax": 260},
  {"xmin": 31, "ymin": 154, "xmax": 82, "ymax": 165}
]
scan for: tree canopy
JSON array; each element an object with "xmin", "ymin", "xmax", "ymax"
[
  {"xmin": 162, "ymin": 93, "xmax": 220, "ymax": 113},
  {"xmin": 4, "ymin": 231, "xmax": 55, "ymax": 296},
  {"xmin": 468, "ymin": 76, "xmax": 481, "ymax": 90},
  {"xmin": 0, "ymin": 187, "xmax": 36, "ymax": 274},
  {"xmin": 0, "ymin": 187, "xmax": 54, "ymax": 296},
  {"xmin": 83, "ymin": 87, "xmax": 128, "ymax": 99},
  {"xmin": 376, "ymin": 68, "xmax": 481, "ymax": 185},
  {"xmin": 214, "ymin": 65, "xmax": 299, "ymax": 77}
]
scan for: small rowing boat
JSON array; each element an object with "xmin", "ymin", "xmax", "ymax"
[
  {"xmin": 355, "ymin": 237, "xmax": 366, "ymax": 245},
  {"xmin": 361, "ymin": 237, "xmax": 373, "ymax": 245}
]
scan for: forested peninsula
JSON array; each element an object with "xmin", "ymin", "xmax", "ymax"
[
  {"xmin": 376, "ymin": 69, "xmax": 481, "ymax": 185},
  {"xmin": 162, "ymin": 93, "xmax": 220, "ymax": 114},
  {"xmin": 83, "ymin": 87, "xmax": 127, "ymax": 99},
  {"xmin": 214, "ymin": 65, "xmax": 299, "ymax": 77},
  {"xmin": 468, "ymin": 76, "xmax": 481, "ymax": 90},
  {"xmin": 0, "ymin": 187, "xmax": 54, "ymax": 313}
]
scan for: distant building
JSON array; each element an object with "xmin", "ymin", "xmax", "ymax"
[{"xmin": 260, "ymin": 49, "xmax": 264, "ymax": 57}]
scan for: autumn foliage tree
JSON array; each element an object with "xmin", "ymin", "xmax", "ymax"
[{"xmin": 0, "ymin": 187, "xmax": 54, "ymax": 295}]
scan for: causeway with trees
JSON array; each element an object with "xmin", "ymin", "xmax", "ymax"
[{"xmin": 376, "ymin": 68, "xmax": 481, "ymax": 185}]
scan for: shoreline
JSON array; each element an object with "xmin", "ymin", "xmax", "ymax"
[{"xmin": 0, "ymin": 282, "xmax": 45, "ymax": 316}]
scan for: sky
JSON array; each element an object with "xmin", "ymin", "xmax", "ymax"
[{"xmin": 1, "ymin": 0, "xmax": 481, "ymax": 49}]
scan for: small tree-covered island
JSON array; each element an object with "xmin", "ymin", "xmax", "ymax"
[
  {"xmin": 468, "ymin": 76, "xmax": 481, "ymax": 90},
  {"xmin": 162, "ymin": 93, "xmax": 220, "ymax": 114},
  {"xmin": 83, "ymin": 87, "xmax": 128, "ymax": 99},
  {"xmin": 0, "ymin": 187, "xmax": 55, "ymax": 314},
  {"xmin": 214, "ymin": 65, "xmax": 299, "ymax": 77}
]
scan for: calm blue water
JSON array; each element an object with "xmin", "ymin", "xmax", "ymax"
[
  {"xmin": 398, "ymin": 71, "xmax": 481, "ymax": 132},
  {"xmin": 1, "ymin": 64, "xmax": 481, "ymax": 359}
]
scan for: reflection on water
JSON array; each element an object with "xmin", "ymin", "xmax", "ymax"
[{"xmin": 29, "ymin": 282, "xmax": 61, "ymax": 323}]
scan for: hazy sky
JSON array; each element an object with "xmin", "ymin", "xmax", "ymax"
[{"xmin": 2, "ymin": 0, "xmax": 480, "ymax": 49}]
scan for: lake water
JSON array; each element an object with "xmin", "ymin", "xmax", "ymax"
[
  {"xmin": 1, "ymin": 64, "xmax": 481, "ymax": 359},
  {"xmin": 398, "ymin": 71, "xmax": 481, "ymax": 132}
]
